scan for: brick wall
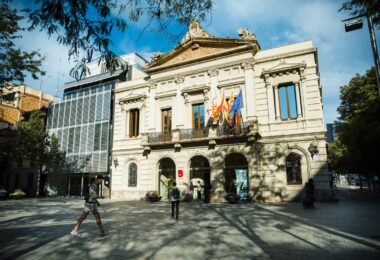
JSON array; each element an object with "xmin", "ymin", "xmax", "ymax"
[{"xmin": 0, "ymin": 92, "xmax": 51, "ymax": 125}]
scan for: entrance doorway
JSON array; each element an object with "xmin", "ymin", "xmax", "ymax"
[
  {"xmin": 224, "ymin": 153, "xmax": 249, "ymax": 199},
  {"xmin": 189, "ymin": 156, "xmax": 210, "ymax": 201},
  {"xmin": 159, "ymin": 158, "xmax": 176, "ymax": 200}
]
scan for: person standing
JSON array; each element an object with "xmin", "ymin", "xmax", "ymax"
[
  {"xmin": 71, "ymin": 175, "xmax": 106, "ymax": 236},
  {"xmin": 170, "ymin": 181, "xmax": 180, "ymax": 220},
  {"xmin": 196, "ymin": 180, "xmax": 202, "ymax": 200}
]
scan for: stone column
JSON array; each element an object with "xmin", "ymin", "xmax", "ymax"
[
  {"xmin": 274, "ymin": 84, "xmax": 281, "ymax": 121},
  {"xmin": 242, "ymin": 62, "xmax": 256, "ymax": 120},
  {"xmin": 300, "ymin": 67, "xmax": 307, "ymax": 119},
  {"xmin": 174, "ymin": 76, "xmax": 185, "ymax": 129},
  {"xmin": 139, "ymin": 98, "xmax": 146, "ymax": 135},
  {"xmin": 208, "ymin": 69, "xmax": 219, "ymax": 124},
  {"xmin": 294, "ymin": 82, "xmax": 302, "ymax": 118},
  {"xmin": 265, "ymin": 74, "xmax": 275, "ymax": 123},
  {"xmin": 148, "ymin": 83, "xmax": 157, "ymax": 132}
]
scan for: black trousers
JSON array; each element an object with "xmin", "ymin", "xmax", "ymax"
[{"xmin": 171, "ymin": 201, "xmax": 179, "ymax": 219}]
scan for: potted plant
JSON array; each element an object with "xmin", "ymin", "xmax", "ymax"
[
  {"xmin": 145, "ymin": 191, "xmax": 162, "ymax": 202},
  {"xmin": 10, "ymin": 188, "xmax": 26, "ymax": 199},
  {"xmin": 225, "ymin": 193, "xmax": 241, "ymax": 203},
  {"xmin": 182, "ymin": 192, "xmax": 193, "ymax": 202}
]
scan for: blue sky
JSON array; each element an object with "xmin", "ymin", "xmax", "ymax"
[{"xmin": 13, "ymin": 0, "xmax": 379, "ymax": 124}]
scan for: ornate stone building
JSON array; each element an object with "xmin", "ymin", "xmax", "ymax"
[{"xmin": 111, "ymin": 20, "xmax": 330, "ymax": 202}]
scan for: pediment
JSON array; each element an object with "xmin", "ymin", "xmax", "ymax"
[
  {"xmin": 262, "ymin": 60, "xmax": 306, "ymax": 76},
  {"xmin": 146, "ymin": 39, "xmax": 257, "ymax": 71},
  {"xmin": 146, "ymin": 19, "xmax": 260, "ymax": 72}
]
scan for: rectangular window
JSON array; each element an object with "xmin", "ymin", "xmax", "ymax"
[
  {"xmin": 192, "ymin": 103, "xmax": 205, "ymax": 129},
  {"xmin": 279, "ymin": 84, "xmax": 297, "ymax": 120},
  {"xmin": 129, "ymin": 110, "xmax": 140, "ymax": 138}
]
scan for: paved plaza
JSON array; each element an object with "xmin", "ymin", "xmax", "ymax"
[{"xmin": 1, "ymin": 187, "xmax": 380, "ymax": 259}]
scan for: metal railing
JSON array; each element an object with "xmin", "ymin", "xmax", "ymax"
[
  {"xmin": 216, "ymin": 122, "xmax": 250, "ymax": 136},
  {"xmin": 147, "ymin": 131, "xmax": 172, "ymax": 143},
  {"xmin": 180, "ymin": 128, "xmax": 209, "ymax": 140}
]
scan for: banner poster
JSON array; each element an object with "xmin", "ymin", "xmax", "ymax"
[{"xmin": 235, "ymin": 169, "xmax": 248, "ymax": 199}]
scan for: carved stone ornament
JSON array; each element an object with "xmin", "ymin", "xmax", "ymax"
[
  {"xmin": 237, "ymin": 28, "xmax": 256, "ymax": 40},
  {"xmin": 180, "ymin": 19, "xmax": 215, "ymax": 44},
  {"xmin": 151, "ymin": 52, "xmax": 163, "ymax": 62},
  {"xmin": 241, "ymin": 62, "xmax": 253, "ymax": 70},
  {"xmin": 174, "ymin": 76, "xmax": 185, "ymax": 84}
]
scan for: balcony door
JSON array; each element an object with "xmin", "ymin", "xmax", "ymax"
[
  {"xmin": 192, "ymin": 103, "xmax": 205, "ymax": 138},
  {"xmin": 161, "ymin": 108, "xmax": 172, "ymax": 141}
]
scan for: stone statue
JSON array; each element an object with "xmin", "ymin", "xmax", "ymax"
[{"xmin": 237, "ymin": 28, "xmax": 256, "ymax": 40}]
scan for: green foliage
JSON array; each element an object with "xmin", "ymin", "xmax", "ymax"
[
  {"xmin": 0, "ymin": 0, "xmax": 45, "ymax": 89},
  {"xmin": 331, "ymin": 67, "xmax": 380, "ymax": 174},
  {"xmin": 339, "ymin": 0, "xmax": 380, "ymax": 28},
  {"xmin": 327, "ymin": 140, "xmax": 350, "ymax": 174},
  {"xmin": 16, "ymin": 110, "xmax": 65, "ymax": 169},
  {"xmin": 24, "ymin": 0, "xmax": 213, "ymax": 79}
]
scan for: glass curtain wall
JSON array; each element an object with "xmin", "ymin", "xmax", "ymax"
[{"xmin": 46, "ymin": 82, "xmax": 114, "ymax": 174}]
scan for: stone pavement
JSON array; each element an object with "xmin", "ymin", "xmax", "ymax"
[{"xmin": 0, "ymin": 187, "xmax": 380, "ymax": 260}]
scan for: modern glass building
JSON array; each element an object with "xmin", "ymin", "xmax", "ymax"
[{"xmin": 46, "ymin": 53, "xmax": 147, "ymax": 196}]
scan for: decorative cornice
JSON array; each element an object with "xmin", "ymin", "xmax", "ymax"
[
  {"xmin": 118, "ymin": 93, "xmax": 147, "ymax": 104},
  {"xmin": 207, "ymin": 69, "xmax": 219, "ymax": 77},
  {"xmin": 174, "ymin": 76, "xmax": 185, "ymax": 84},
  {"xmin": 148, "ymin": 57, "xmax": 254, "ymax": 83},
  {"xmin": 155, "ymin": 90, "xmax": 177, "ymax": 99},
  {"xmin": 181, "ymin": 84, "xmax": 211, "ymax": 95}
]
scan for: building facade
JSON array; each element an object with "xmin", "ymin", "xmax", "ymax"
[
  {"xmin": 111, "ymin": 21, "xmax": 331, "ymax": 202},
  {"xmin": 326, "ymin": 123, "xmax": 339, "ymax": 144},
  {"xmin": 46, "ymin": 53, "xmax": 147, "ymax": 196},
  {"xmin": 0, "ymin": 85, "xmax": 57, "ymax": 196}
]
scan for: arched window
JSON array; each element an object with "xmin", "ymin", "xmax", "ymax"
[
  {"xmin": 286, "ymin": 153, "xmax": 302, "ymax": 185},
  {"xmin": 128, "ymin": 163, "xmax": 137, "ymax": 187}
]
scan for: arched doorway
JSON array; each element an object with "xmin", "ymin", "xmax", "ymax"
[
  {"xmin": 189, "ymin": 156, "xmax": 210, "ymax": 201},
  {"xmin": 224, "ymin": 153, "xmax": 249, "ymax": 199},
  {"xmin": 286, "ymin": 153, "xmax": 302, "ymax": 185},
  {"xmin": 158, "ymin": 158, "xmax": 176, "ymax": 200}
]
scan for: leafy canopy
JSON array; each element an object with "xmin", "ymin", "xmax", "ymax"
[
  {"xmin": 24, "ymin": 0, "xmax": 213, "ymax": 79},
  {"xmin": 329, "ymin": 67, "xmax": 380, "ymax": 174},
  {"xmin": 0, "ymin": 0, "xmax": 45, "ymax": 89}
]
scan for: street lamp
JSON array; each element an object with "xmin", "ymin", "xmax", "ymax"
[
  {"xmin": 308, "ymin": 137, "xmax": 319, "ymax": 159},
  {"xmin": 343, "ymin": 13, "xmax": 380, "ymax": 95},
  {"xmin": 113, "ymin": 156, "xmax": 119, "ymax": 169}
]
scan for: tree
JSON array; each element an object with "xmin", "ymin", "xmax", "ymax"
[
  {"xmin": 332, "ymin": 67, "xmax": 380, "ymax": 185},
  {"xmin": 16, "ymin": 110, "xmax": 65, "ymax": 197},
  {"xmin": 24, "ymin": 0, "xmax": 213, "ymax": 79},
  {"xmin": 0, "ymin": 0, "xmax": 45, "ymax": 90},
  {"xmin": 339, "ymin": 0, "xmax": 380, "ymax": 28}
]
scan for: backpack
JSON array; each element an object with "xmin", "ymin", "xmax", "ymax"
[{"xmin": 172, "ymin": 188, "xmax": 180, "ymax": 200}]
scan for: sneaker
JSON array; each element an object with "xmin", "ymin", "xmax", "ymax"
[{"xmin": 70, "ymin": 230, "xmax": 78, "ymax": 236}]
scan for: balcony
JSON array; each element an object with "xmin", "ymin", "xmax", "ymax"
[
  {"xmin": 147, "ymin": 132, "xmax": 173, "ymax": 143},
  {"xmin": 143, "ymin": 122, "xmax": 257, "ymax": 148}
]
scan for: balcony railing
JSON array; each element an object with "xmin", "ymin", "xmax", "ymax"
[
  {"xmin": 180, "ymin": 128, "xmax": 209, "ymax": 140},
  {"xmin": 216, "ymin": 122, "xmax": 250, "ymax": 136},
  {"xmin": 145, "ymin": 122, "xmax": 252, "ymax": 144},
  {"xmin": 147, "ymin": 131, "xmax": 172, "ymax": 143}
]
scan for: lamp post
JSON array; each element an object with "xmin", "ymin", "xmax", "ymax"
[{"xmin": 343, "ymin": 13, "xmax": 380, "ymax": 95}]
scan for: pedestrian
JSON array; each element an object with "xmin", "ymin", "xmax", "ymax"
[
  {"xmin": 203, "ymin": 182, "xmax": 212, "ymax": 203},
  {"xmin": 170, "ymin": 181, "xmax": 180, "ymax": 220},
  {"xmin": 71, "ymin": 175, "xmax": 106, "ymax": 236},
  {"xmin": 303, "ymin": 178, "xmax": 315, "ymax": 209},
  {"xmin": 196, "ymin": 180, "xmax": 202, "ymax": 200}
]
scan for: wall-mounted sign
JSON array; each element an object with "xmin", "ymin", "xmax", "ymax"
[{"xmin": 178, "ymin": 169, "xmax": 184, "ymax": 178}]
